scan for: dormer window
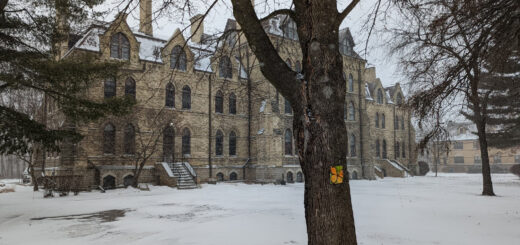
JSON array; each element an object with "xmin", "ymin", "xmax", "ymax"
[
  {"xmin": 340, "ymin": 38, "xmax": 350, "ymax": 54},
  {"xmin": 396, "ymin": 93, "xmax": 403, "ymax": 106},
  {"xmin": 377, "ymin": 89, "xmax": 384, "ymax": 104},
  {"xmin": 219, "ymin": 56, "xmax": 232, "ymax": 79},
  {"xmin": 171, "ymin": 45, "xmax": 187, "ymax": 71},
  {"xmin": 110, "ymin": 32, "xmax": 130, "ymax": 60}
]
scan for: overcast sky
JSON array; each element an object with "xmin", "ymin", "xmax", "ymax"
[{"xmin": 99, "ymin": 0, "xmax": 402, "ymax": 88}]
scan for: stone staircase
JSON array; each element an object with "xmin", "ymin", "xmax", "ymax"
[{"xmin": 170, "ymin": 162, "xmax": 198, "ymax": 189}]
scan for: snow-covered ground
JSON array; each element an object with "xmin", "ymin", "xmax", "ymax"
[{"xmin": 1, "ymin": 174, "xmax": 519, "ymax": 245}]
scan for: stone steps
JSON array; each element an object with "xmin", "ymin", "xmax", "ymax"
[{"xmin": 170, "ymin": 163, "xmax": 197, "ymax": 189}]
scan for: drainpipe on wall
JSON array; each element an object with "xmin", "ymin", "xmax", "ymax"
[
  {"xmin": 357, "ymin": 62, "xmax": 365, "ymax": 178},
  {"xmin": 245, "ymin": 47, "xmax": 252, "ymax": 181},
  {"xmin": 208, "ymin": 74, "xmax": 213, "ymax": 179},
  {"xmin": 393, "ymin": 105, "xmax": 396, "ymax": 160}
]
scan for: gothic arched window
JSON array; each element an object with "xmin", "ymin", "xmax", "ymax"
[
  {"xmin": 377, "ymin": 89, "xmax": 384, "ymax": 104},
  {"xmin": 171, "ymin": 45, "xmax": 187, "ymax": 71},
  {"xmin": 163, "ymin": 126, "xmax": 175, "ymax": 162},
  {"xmin": 349, "ymin": 134, "xmax": 356, "ymax": 157},
  {"xmin": 382, "ymin": 114, "xmax": 386, "ymax": 128},
  {"xmin": 284, "ymin": 97, "xmax": 292, "ymax": 114},
  {"xmin": 103, "ymin": 123, "xmax": 116, "ymax": 154},
  {"xmin": 402, "ymin": 141, "xmax": 406, "ymax": 158},
  {"xmin": 230, "ymin": 172, "xmax": 237, "ymax": 181},
  {"xmin": 229, "ymin": 93, "xmax": 236, "ymax": 114},
  {"xmin": 123, "ymin": 124, "xmax": 135, "ymax": 155},
  {"xmin": 182, "ymin": 128, "xmax": 191, "ymax": 155},
  {"xmin": 396, "ymin": 93, "xmax": 403, "ymax": 106},
  {"xmin": 125, "ymin": 77, "xmax": 136, "ymax": 100},
  {"xmin": 104, "ymin": 78, "xmax": 116, "ymax": 98},
  {"xmin": 401, "ymin": 116, "xmax": 405, "ymax": 130},
  {"xmin": 395, "ymin": 141, "xmax": 400, "ymax": 159},
  {"xmin": 229, "ymin": 131, "xmax": 237, "ymax": 156},
  {"xmin": 215, "ymin": 90, "xmax": 223, "ymax": 113},
  {"xmin": 348, "ymin": 74, "xmax": 354, "ymax": 92},
  {"xmin": 216, "ymin": 130, "xmax": 224, "ymax": 156},
  {"xmin": 110, "ymin": 32, "xmax": 130, "ymax": 60},
  {"xmin": 285, "ymin": 129, "xmax": 293, "ymax": 155},
  {"xmin": 375, "ymin": 139, "xmax": 380, "ymax": 158},
  {"xmin": 182, "ymin": 85, "xmax": 191, "ymax": 109},
  {"xmin": 375, "ymin": 113, "xmax": 379, "ymax": 128},
  {"xmin": 165, "ymin": 83, "xmax": 175, "ymax": 108},
  {"xmin": 348, "ymin": 102, "xmax": 355, "ymax": 121},
  {"xmin": 382, "ymin": 139, "xmax": 388, "ymax": 159},
  {"xmin": 219, "ymin": 56, "xmax": 232, "ymax": 79}
]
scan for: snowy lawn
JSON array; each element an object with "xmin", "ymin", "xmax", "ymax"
[{"xmin": 1, "ymin": 174, "xmax": 519, "ymax": 245}]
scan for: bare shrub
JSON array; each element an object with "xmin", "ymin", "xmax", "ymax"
[
  {"xmin": 510, "ymin": 164, "xmax": 520, "ymax": 178},
  {"xmin": 417, "ymin": 162, "xmax": 430, "ymax": 176}
]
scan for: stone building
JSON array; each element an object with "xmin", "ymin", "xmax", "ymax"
[
  {"xmin": 419, "ymin": 121, "xmax": 519, "ymax": 173},
  {"xmin": 38, "ymin": 0, "xmax": 417, "ymax": 189}
]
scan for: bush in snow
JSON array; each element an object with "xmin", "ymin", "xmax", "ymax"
[
  {"xmin": 510, "ymin": 164, "xmax": 520, "ymax": 178},
  {"xmin": 417, "ymin": 161, "xmax": 430, "ymax": 176}
]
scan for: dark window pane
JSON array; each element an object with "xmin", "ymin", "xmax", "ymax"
[
  {"xmin": 375, "ymin": 140, "xmax": 380, "ymax": 157},
  {"xmin": 348, "ymin": 102, "xmax": 355, "ymax": 121},
  {"xmin": 104, "ymin": 78, "xmax": 116, "ymax": 98},
  {"xmin": 171, "ymin": 45, "xmax": 187, "ymax": 71},
  {"xmin": 219, "ymin": 56, "xmax": 232, "ymax": 78},
  {"xmin": 124, "ymin": 124, "xmax": 135, "ymax": 154},
  {"xmin": 103, "ymin": 123, "xmax": 115, "ymax": 154},
  {"xmin": 285, "ymin": 129, "xmax": 293, "ymax": 155},
  {"xmin": 182, "ymin": 128, "xmax": 191, "ymax": 155},
  {"xmin": 284, "ymin": 98, "xmax": 292, "ymax": 114},
  {"xmin": 230, "ymin": 172, "xmax": 237, "ymax": 181},
  {"xmin": 165, "ymin": 83, "xmax": 175, "ymax": 108},
  {"xmin": 382, "ymin": 140, "xmax": 387, "ymax": 159},
  {"xmin": 182, "ymin": 85, "xmax": 191, "ymax": 109},
  {"xmin": 229, "ymin": 93, "xmax": 236, "ymax": 114},
  {"xmin": 350, "ymin": 134, "xmax": 356, "ymax": 157},
  {"xmin": 395, "ymin": 142, "xmax": 400, "ymax": 158},
  {"xmin": 163, "ymin": 126, "xmax": 175, "ymax": 162},
  {"xmin": 229, "ymin": 131, "xmax": 236, "ymax": 156},
  {"xmin": 216, "ymin": 130, "xmax": 223, "ymax": 156},
  {"xmin": 110, "ymin": 33, "xmax": 130, "ymax": 60},
  {"xmin": 215, "ymin": 90, "xmax": 223, "ymax": 113},
  {"xmin": 348, "ymin": 74, "xmax": 354, "ymax": 92},
  {"xmin": 125, "ymin": 78, "xmax": 136, "ymax": 100},
  {"xmin": 377, "ymin": 89, "xmax": 384, "ymax": 104}
]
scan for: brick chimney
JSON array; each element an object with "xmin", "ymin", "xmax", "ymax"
[
  {"xmin": 54, "ymin": 0, "xmax": 69, "ymax": 60},
  {"xmin": 190, "ymin": 14, "xmax": 204, "ymax": 44},
  {"xmin": 139, "ymin": 0, "xmax": 153, "ymax": 36}
]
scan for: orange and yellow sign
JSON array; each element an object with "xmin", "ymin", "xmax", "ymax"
[{"xmin": 330, "ymin": 165, "xmax": 344, "ymax": 184}]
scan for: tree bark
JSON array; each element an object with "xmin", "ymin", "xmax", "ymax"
[
  {"xmin": 231, "ymin": 0, "xmax": 358, "ymax": 244},
  {"xmin": 475, "ymin": 118, "xmax": 495, "ymax": 196}
]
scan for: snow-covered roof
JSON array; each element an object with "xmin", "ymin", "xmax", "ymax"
[
  {"xmin": 70, "ymin": 27, "xmax": 104, "ymax": 53},
  {"xmin": 192, "ymin": 48, "xmax": 213, "ymax": 72},
  {"xmin": 365, "ymin": 84, "xmax": 373, "ymax": 101},
  {"xmin": 385, "ymin": 90, "xmax": 394, "ymax": 104},
  {"xmin": 135, "ymin": 35, "xmax": 165, "ymax": 62},
  {"xmin": 66, "ymin": 23, "xmax": 224, "ymax": 73}
]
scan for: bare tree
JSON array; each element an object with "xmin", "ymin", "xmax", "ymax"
[{"xmin": 390, "ymin": 0, "xmax": 519, "ymax": 196}]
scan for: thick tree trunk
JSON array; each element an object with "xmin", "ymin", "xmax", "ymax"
[
  {"xmin": 475, "ymin": 120, "xmax": 495, "ymax": 196},
  {"xmin": 231, "ymin": 0, "xmax": 358, "ymax": 244}
]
